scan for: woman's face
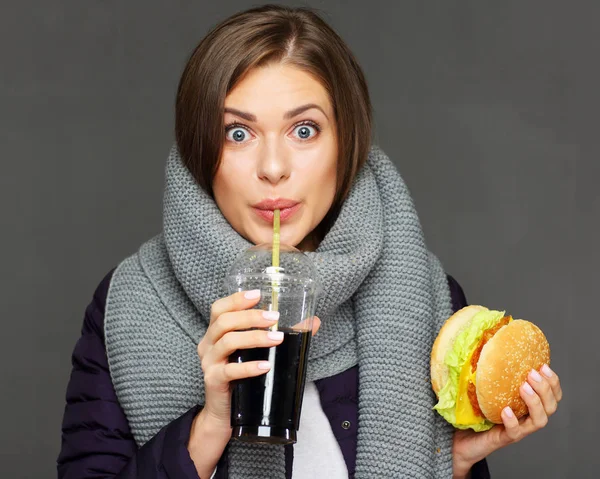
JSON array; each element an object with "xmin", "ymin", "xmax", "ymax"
[{"xmin": 213, "ymin": 63, "xmax": 338, "ymax": 250}]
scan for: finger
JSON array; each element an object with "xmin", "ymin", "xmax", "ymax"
[
  {"xmin": 500, "ymin": 406, "xmax": 523, "ymax": 443},
  {"xmin": 528, "ymin": 369, "xmax": 558, "ymax": 416},
  {"xmin": 520, "ymin": 381, "xmax": 549, "ymax": 430},
  {"xmin": 225, "ymin": 361, "xmax": 272, "ymax": 381},
  {"xmin": 291, "ymin": 316, "xmax": 321, "ymax": 336},
  {"xmin": 312, "ymin": 316, "xmax": 321, "ymax": 336},
  {"xmin": 205, "ymin": 361, "xmax": 272, "ymax": 390},
  {"xmin": 210, "ymin": 290, "xmax": 261, "ymax": 324},
  {"xmin": 209, "ymin": 329, "xmax": 284, "ymax": 362},
  {"xmin": 541, "ymin": 364, "xmax": 563, "ymax": 403},
  {"xmin": 208, "ymin": 309, "xmax": 279, "ymax": 345}
]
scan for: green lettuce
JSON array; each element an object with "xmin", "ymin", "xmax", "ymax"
[{"xmin": 433, "ymin": 309, "xmax": 506, "ymax": 431}]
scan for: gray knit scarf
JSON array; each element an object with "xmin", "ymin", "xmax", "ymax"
[{"xmin": 105, "ymin": 145, "xmax": 455, "ymax": 478}]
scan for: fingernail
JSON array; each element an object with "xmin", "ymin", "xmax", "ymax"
[
  {"xmin": 503, "ymin": 406, "xmax": 514, "ymax": 418},
  {"xmin": 267, "ymin": 331, "xmax": 284, "ymax": 341},
  {"xmin": 530, "ymin": 369, "xmax": 543, "ymax": 383},
  {"xmin": 258, "ymin": 362, "xmax": 271, "ymax": 370},
  {"xmin": 262, "ymin": 311, "xmax": 280, "ymax": 321},
  {"xmin": 541, "ymin": 364, "xmax": 553, "ymax": 378},
  {"xmin": 523, "ymin": 382, "xmax": 535, "ymax": 396},
  {"xmin": 244, "ymin": 289, "xmax": 261, "ymax": 300}
]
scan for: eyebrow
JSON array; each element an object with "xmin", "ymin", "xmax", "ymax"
[
  {"xmin": 284, "ymin": 103, "xmax": 328, "ymax": 120},
  {"xmin": 224, "ymin": 108, "xmax": 256, "ymax": 122},
  {"xmin": 224, "ymin": 103, "xmax": 329, "ymax": 122}
]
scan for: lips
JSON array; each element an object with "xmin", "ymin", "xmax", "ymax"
[{"xmin": 252, "ymin": 198, "xmax": 301, "ymax": 223}]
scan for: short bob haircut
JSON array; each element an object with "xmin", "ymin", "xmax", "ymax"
[{"xmin": 175, "ymin": 4, "xmax": 372, "ymax": 238}]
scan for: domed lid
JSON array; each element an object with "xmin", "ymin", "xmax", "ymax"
[{"xmin": 226, "ymin": 243, "xmax": 318, "ymax": 288}]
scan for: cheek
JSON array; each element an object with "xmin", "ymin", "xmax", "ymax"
[
  {"xmin": 319, "ymin": 144, "xmax": 338, "ymax": 201},
  {"xmin": 213, "ymin": 158, "xmax": 249, "ymax": 221},
  {"xmin": 316, "ymin": 165, "xmax": 337, "ymax": 205},
  {"xmin": 302, "ymin": 151, "xmax": 337, "ymax": 219},
  {"xmin": 215, "ymin": 152, "xmax": 255, "ymax": 195}
]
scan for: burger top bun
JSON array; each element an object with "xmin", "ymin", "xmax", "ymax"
[{"xmin": 476, "ymin": 319, "xmax": 550, "ymax": 423}]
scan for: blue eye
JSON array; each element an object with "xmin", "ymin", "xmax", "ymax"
[
  {"xmin": 293, "ymin": 124, "xmax": 318, "ymax": 140},
  {"xmin": 225, "ymin": 126, "xmax": 249, "ymax": 143}
]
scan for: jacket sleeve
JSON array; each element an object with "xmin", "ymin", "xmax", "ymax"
[
  {"xmin": 57, "ymin": 271, "xmax": 225, "ymax": 479},
  {"xmin": 447, "ymin": 275, "xmax": 491, "ymax": 479}
]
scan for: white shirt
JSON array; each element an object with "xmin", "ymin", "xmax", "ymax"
[{"xmin": 292, "ymin": 381, "xmax": 348, "ymax": 478}]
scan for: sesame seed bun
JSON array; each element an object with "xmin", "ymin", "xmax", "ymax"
[{"xmin": 476, "ymin": 319, "xmax": 550, "ymax": 423}]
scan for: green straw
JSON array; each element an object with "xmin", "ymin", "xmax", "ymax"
[{"xmin": 270, "ymin": 209, "xmax": 280, "ymax": 331}]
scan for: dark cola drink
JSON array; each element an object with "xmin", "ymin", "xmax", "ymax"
[{"xmin": 230, "ymin": 328, "xmax": 311, "ymax": 444}]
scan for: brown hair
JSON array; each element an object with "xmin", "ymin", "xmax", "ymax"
[{"xmin": 175, "ymin": 4, "xmax": 372, "ymax": 238}]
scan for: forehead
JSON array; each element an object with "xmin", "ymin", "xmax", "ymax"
[{"xmin": 225, "ymin": 63, "xmax": 331, "ymax": 114}]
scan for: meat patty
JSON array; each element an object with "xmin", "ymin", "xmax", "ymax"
[{"xmin": 467, "ymin": 316, "xmax": 512, "ymax": 414}]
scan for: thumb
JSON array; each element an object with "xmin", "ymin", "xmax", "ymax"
[{"xmin": 312, "ymin": 316, "xmax": 321, "ymax": 336}]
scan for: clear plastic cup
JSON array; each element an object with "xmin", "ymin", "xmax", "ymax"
[{"xmin": 225, "ymin": 243, "xmax": 319, "ymax": 445}]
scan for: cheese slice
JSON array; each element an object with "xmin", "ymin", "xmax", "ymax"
[
  {"xmin": 454, "ymin": 316, "xmax": 512, "ymax": 425},
  {"xmin": 455, "ymin": 350, "xmax": 481, "ymax": 425}
]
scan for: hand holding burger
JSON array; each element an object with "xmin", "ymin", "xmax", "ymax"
[{"xmin": 431, "ymin": 305, "xmax": 563, "ymax": 477}]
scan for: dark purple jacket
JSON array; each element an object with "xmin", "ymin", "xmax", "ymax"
[{"xmin": 57, "ymin": 271, "xmax": 490, "ymax": 478}]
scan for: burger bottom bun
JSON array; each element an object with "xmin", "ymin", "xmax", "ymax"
[{"xmin": 431, "ymin": 305, "xmax": 487, "ymax": 395}]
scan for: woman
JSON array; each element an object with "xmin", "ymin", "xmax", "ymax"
[{"xmin": 58, "ymin": 5, "xmax": 562, "ymax": 478}]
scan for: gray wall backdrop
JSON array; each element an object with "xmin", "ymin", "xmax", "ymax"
[{"xmin": 1, "ymin": 1, "xmax": 596, "ymax": 477}]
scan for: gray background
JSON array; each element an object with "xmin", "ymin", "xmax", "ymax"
[{"xmin": 1, "ymin": 0, "xmax": 595, "ymax": 477}]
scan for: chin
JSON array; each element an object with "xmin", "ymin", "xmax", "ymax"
[
  {"xmin": 280, "ymin": 234, "xmax": 304, "ymax": 248},
  {"xmin": 280, "ymin": 223, "xmax": 313, "ymax": 248}
]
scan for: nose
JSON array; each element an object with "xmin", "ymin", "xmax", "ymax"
[{"xmin": 256, "ymin": 140, "xmax": 291, "ymax": 185}]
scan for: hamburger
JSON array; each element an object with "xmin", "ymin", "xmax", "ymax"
[{"xmin": 431, "ymin": 305, "xmax": 550, "ymax": 432}]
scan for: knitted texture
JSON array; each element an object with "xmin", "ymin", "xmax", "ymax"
[{"xmin": 105, "ymin": 145, "xmax": 455, "ymax": 478}]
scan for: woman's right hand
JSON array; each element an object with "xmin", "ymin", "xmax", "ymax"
[
  {"xmin": 197, "ymin": 289, "xmax": 284, "ymax": 427},
  {"xmin": 187, "ymin": 290, "xmax": 320, "ymax": 477},
  {"xmin": 187, "ymin": 289, "xmax": 283, "ymax": 476}
]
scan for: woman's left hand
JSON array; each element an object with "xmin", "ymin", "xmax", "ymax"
[{"xmin": 452, "ymin": 364, "xmax": 562, "ymax": 478}]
